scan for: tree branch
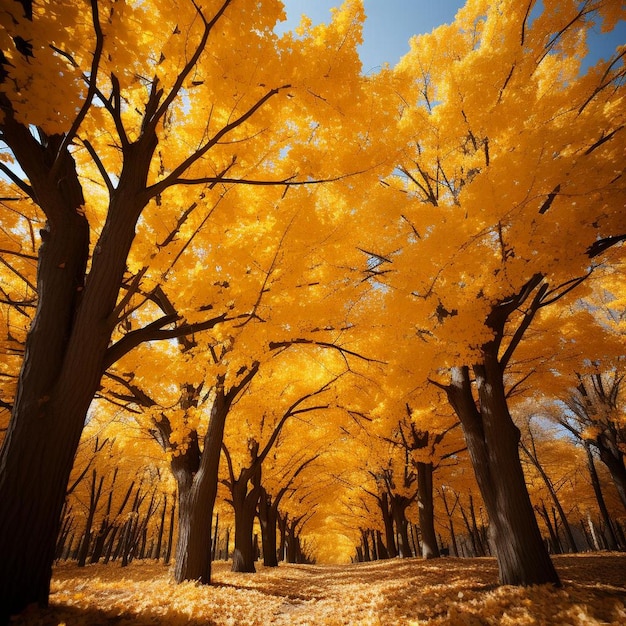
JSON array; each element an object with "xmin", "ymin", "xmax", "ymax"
[
  {"xmin": 145, "ymin": 84, "xmax": 291, "ymax": 199},
  {"xmin": 104, "ymin": 311, "xmax": 243, "ymax": 369},
  {"xmin": 50, "ymin": 0, "xmax": 104, "ymax": 179},
  {"xmin": 268, "ymin": 338, "xmax": 385, "ymax": 364}
]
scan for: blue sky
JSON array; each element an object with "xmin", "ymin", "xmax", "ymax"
[{"xmin": 279, "ymin": 1, "xmax": 626, "ymax": 74}]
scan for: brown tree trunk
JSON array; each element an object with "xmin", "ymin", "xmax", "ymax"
[
  {"xmin": 440, "ymin": 487, "xmax": 460, "ymax": 557},
  {"xmin": 0, "ymin": 98, "xmax": 161, "ymax": 619},
  {"xmin": 258, "ymin": 487, "xmax": 280, "ymax": 567},
  {"xmin": 417, "ymin": 461, "xmax": 440, "ymax": 559},
  {"xmin": 595, "ymin": 442, "xmax": 626, "ymax": 513},
  {"xmin": 231, "ymin": 477, "xmax": 261, "ymax": 573},
  {"xmin": 585, "ymin": 442, "xmax": 620, "ymax": 550},
  {"xmin": 173, "ymin": 390, "xmax": 228, "ymax": 583},
  {"xmin": 446, "ymin": 363, "xmax": 560, "ymax": 586},
  {"xmin": 390, "ymin": 494, "xmax": 412, "ymax": 558},
  {"xmin": 380, "ymin": 492, "xmax": 398, "ymax": 558}
]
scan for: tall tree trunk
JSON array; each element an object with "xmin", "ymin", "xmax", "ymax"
[
  {"xmin": 375, "ymin": 530, "xmax": 389, "ymax": 560},
  {"xmin": 445, "ymin": 363, "xmax": 560, "ymax": 586},
  {"xmin": 440, "ymin": 487, "xmax": 460, "ymax": 557},
  {"xmin": 417, "ymin": 461, "xmax": 440, "ymax": 559},
  {"xmin": 258, "ymin": 487, "xmax": 279, "ymax": 567},
  {"xmin": 390, "ymin": 495, "xmax": 412, "ymax": 558},
  {"xmin": 231, "ymin": 478, "xmax": 260, "ymax": 573},
  {"xmin": 380, "ymin": 492, "xmax": 398, "ymax": 558},
  {"xmin": 173, "ymin": 391, "xmax": 228, "ymax": 583},
  {"xmin": 585, "ymin": 442, "xmax": 620, "ymax": 550},
  {"xmin": 0, "ymin": 104, "xmax": 159, "ymax": 619}
]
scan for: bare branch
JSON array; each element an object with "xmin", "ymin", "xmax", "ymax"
[
  {"xmin": 50, "ymin": 0, "xmax": 104, "ymax": 179},
  {"xmin": 0, "ymin": 163, "xmax": 34, "ymax": 198},
  {"xmin": 80, "ymin": 138, "xmax": 114, "ymax": 195},
  {"xmin": 268, "ymin": 338, "xmax": 385, "ymax": 364},
  {"xmin": 145, "ymin": 84, "xmax": 291, "ymax": 198},
  {"xmin": 105, "ymin": 312, "xmax": 239, "ymax": 370},
  {"xmin": 586, "ymin": 234, "xmax": 626, "ymax": 258}
]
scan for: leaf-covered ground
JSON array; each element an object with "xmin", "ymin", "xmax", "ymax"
[{"xmin": 11, "ymin": 554, "xmax": 626, "ymax": 625}]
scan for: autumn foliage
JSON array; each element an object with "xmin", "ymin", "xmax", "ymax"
[{"xmin": 0, "ymin": 0, "xmax": 625, "ymax": 621}]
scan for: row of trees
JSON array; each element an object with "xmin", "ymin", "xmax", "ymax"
[
  {"xmin": 0, "ymin": 0, "xmax": 624, "ymax": 620},
  {"xmin": 55, "ymin": 364, "xmax": 625, "ymax": 573}
]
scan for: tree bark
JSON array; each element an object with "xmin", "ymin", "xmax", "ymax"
[
  {"xmin": 379, "ymin": 492, "xmax": 398, "ymax": 557},
  {"xmin": 595, "ymin": 442, "xmax": 626, "ymax": 513},
  {"xmin": 0, "ymin": 89, "xmax": 163, "ymax": 620},
  {"xmin": 390, "ymin": 494, "xmax": 412, "ymax": 558},
  {"xmin": 585, "ymin": 442, "xmax": 620, "ymax": 550},
  {"xmin": 445, "ymin": 362, "xmax": 560, "ymax": 586},
  {"xmin": 258, "ymin": 487, "xmax": 280, "ymax": 567},
  {"xmin": 230, "ymin": 474, "xmax": 261, "ymax": 573},
  {"xmin": 173, "ymin": 389, "xmax": 228, "ymax": 583},
  {"xmin": 417, "ymin": 461, "xmax": 440, "ymax": 559}
]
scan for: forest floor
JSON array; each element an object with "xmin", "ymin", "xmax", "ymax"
[{"xmin": 10, "ymin": 553, "xmax": 626, "ymax": 625}]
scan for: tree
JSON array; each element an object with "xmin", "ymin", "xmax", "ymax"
[
  {"xmin": 221, "ymin": 365, "xmax": 339, "ymax": 572},
  {"xmin": 560, "ymin": 368, "xmax": 626, "ymax": 511},
  {"xmin": 519, "ymin": 416, "xmax": 579, "ymax": 553},
  {"xmin": 0, "ymin": 0, "xmax": 381, "ymax": 616},
  {"xmin": 358, "ymin": 0, "xmax": 625, "ymax": 585}
]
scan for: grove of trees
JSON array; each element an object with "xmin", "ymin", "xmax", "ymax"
[{"xmin": 0, "ymin": 0, "xmax": 624, "ymax": 621}]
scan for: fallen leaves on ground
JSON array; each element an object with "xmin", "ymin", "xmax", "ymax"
[{"xmin": 11, "ymin": 553, "xmax": 626, "ymax": 625}]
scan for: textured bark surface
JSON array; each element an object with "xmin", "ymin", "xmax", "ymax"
[
  {"xmin": 0, "ymin": 86, "xmax": 160, "ymax": 619},
  {"xmin": 417, "ymin": 462, "xmax": 440, "ymax": 559},
  {"xmin": 231, "ymin": 476, "xmax": 261, "ymax": 573},
  {"xmin": 173, "ymin": 392, "xmax": 228, "ymax": 583},
  {"xmin": 390, "ymin": 495, "xmax": 412, "ymax": 558},
  {"xmin": 258, "ymin": 488, "xmax": 279, "ymax": 567},
  {"xmin": 446, "ymin": 360, "xmax": 560, "ymax": 586},
  {"xmin": 380, "ymin": 492, "xmax": 398, "ymax": 558},
  {"xmin": 597, "ymin": 445, "xmax": 626, "ymax": 513}
]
